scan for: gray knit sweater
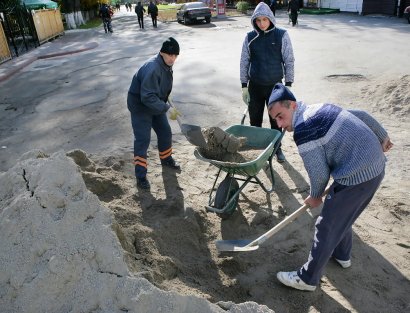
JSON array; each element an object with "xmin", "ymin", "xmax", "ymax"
[{"xmin": 293, "ymin": 102, "xmax": 387, "ymax": 198}]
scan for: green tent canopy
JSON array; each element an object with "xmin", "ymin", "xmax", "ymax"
[{"xmin": 23, "ymin": 0, "xmax": 58, "ymax": 10}]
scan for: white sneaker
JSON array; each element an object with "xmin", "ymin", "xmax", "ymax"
[
  {"xmin": 335, "ymin": 258, "xmax": 351, "ymax": 268},
  {"xmin": 276, "ymin": 271, "xmax": 316, "ymax": 291}
]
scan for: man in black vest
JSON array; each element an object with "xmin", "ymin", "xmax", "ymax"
[{"xmin": 240, "ymin": 2, "xmax": 295, "ymax": 162}]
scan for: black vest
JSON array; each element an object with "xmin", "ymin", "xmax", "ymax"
[{"xmin": 247, "ymin": 27, "xmax": 285, "ymax": 86}]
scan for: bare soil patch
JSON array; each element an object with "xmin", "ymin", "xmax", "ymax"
[{"xmin": 65, "ymin": 75, "xmax": 409, "ymax": 313}]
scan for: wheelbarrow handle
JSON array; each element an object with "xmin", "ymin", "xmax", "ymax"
[{"xmin": 241, "ymin": 107, "xmax": 248, "ymax": 125}]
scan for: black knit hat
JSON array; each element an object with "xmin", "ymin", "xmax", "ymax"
[
  {"xmin": 160, "ymin": 37, "xmax": 180, "ymax": 55},
  {"xmin": 268, "ymin": 83, "xmax": 296, "ymax": 107}
]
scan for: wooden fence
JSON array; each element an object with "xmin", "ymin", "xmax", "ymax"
[
  {"xmin": 0, "ymin": 22, "xmax": 12, "ymax": 64},
  {"xmin": 32, "ymin": 9, "xmax": 64, "ymax": 44}
]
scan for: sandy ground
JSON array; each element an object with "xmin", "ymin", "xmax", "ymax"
[
  {"xmin": 1, "ymin": 11, "xmax": 409, "ymax": 313},
  {"xmin": 71, "ymin": 75, "xmax": 409, "ymax": 313}
]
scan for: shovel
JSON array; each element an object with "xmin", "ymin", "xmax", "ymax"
[
  {"xmin": 168, "ymin": 99, "xmax": 207, "ymax": 148},
  {"xmin": 241, "ymin": 107, "xmax": 248, "ymax": 125},
  {"xmin": 215, "ymin": 187, "xmax": 330, "ymax": 252}
]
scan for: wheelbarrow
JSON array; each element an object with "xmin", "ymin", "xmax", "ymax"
[{"xmin": 194, "ymin": 122, "xmax": 284, "ymax": 219}]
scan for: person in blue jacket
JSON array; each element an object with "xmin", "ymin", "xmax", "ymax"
[
  {"xmin": 268, "ymin": 83, "xmax": 393, "ymax": 291},
  {"xmin": 240, "ymin": 2, "xmax": 295, "ymax": 163},
  {"xmin": 127, "ymin": 37, "xmax": 181, "ymax": 190}
]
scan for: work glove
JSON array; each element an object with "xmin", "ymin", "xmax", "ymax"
[
  {"xmin": 241, "ymin": 87, "xmax": 250, "ymax": 106},
  {"xmin": 169, "ymin": 107, "xmax": 181, "ymax": 120},
  {"xmin": 285, "ymin": 82, "xmax": 293, "ymax": 87}
]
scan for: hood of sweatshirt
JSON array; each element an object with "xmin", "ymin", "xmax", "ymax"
[{"xmin": 251, "ymin": 2, "xmax": 276, "ymax": 32}]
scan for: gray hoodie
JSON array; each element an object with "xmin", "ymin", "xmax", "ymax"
[{"xmin": 240, "ymin": 2, "xmax": 295, "ymax": 86}]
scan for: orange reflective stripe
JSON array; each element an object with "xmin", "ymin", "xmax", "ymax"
[
  {"xmin": 159, "ymin": 147, "xmax": 172, "ymax": 156},
  {"xmin": 134, "ymin": 156, "xmax": 147, "ymax": 162},
  {"xmin": 133, "ymin": 161, "xmax": 147, "ymax": 168},
  {"xmin": 159, "ymin": 151, "xmax": 172, "ymax": 159},
  {"xmin": 133, "ymin": 156, "xmax": 147, "ymax": 167},
  {"xmin": 159, "ymin": 147, "xmax": 172, "ymax": 159}
]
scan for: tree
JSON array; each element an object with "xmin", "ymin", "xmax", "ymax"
[{"xmin": 0, "ymin": 0, "xmax": 23, "ymax": 12}]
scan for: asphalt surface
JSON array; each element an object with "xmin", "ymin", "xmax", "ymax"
[
  {"xmin": 0, "ymin": 30, "xmax": 98, "ymax": 83},
  {"xmin": 0, "ymin": 10, "xmax": 409, "ymax": 171}
]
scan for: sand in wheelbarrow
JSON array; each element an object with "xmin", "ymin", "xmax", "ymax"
[{"xmin": 199, "ymin": 127, "xmax": 264, "ymax": 163}]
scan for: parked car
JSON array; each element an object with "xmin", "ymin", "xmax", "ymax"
[{"xmin": 176, "ymin": 2, "xmax": 212, "ymax": 25}]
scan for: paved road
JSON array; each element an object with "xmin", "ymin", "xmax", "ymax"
[{"xmin": 0, "ymin": 10, "xmax": 409, "ymax": 171}]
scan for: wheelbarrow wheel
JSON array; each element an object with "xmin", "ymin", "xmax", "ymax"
[{"xmin": 215, "ymin": 176, "xmax": 239, "ymax": 220}]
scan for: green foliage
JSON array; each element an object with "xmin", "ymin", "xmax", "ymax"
[
  {"xmin": 78, "ymin": 17, "xmax": 102, "ymax": 29},
  {"xmin": 236, "ymin": 1, "xmax": 249, "ymax": 14},
  {"xmin": 0, "ymin": 0, "xmax": 22, "ymax": 11},
  {"xmin": 57, "ymin": 0, "xmax": 101, "ymax": 13}
]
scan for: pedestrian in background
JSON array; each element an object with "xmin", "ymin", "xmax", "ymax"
[
  {"xmin": 268, "ymin": 83, "xmax": 393, "ymax": 291},
  {"xmin": 127, "ymin": 38, "xmax": 182, "ymax": 190},
  {"xmin": 270, "ymin": 0, "xmax": 276, "ymax": 16},
  {"xmin": 135, "ymin": 1, "xmax": 146, "ymax": 29},
  {"xmin": 240, "ymin": 2, "xmax": 295, "ymax": 163},
  {"xmin": 288, "ymin": 0, "xmax": 300, "ymax": 26},
  {"xmin": 99, "ymin": 3, "xmax": 113, "ymax": 33},
  {"xmin": 148, "ymin": 1, "xmax": 159, "ymax": 28}
]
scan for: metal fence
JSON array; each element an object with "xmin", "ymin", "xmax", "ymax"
[
  {"xmin": 0, "ymin": 6, "xmax": 64, "ymax": 64},
  {"xmin": 0, "ymin": 5, "xmax": 39, "ymax": 60}
]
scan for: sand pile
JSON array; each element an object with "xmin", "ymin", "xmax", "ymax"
[
  {"xmin": 198, "ymin": 126, "xmax": 267, "ymax": 163},
  {"xmin": 199, "ymin": 127, "xmax": 247, "ymax": 161},
  {"xmin": 0, "ymin": 149, "xmax": 273, "ymax": 313},
  {"xmin": 362, "ymin": 75, "xmax": 410, "ymax": 120}
]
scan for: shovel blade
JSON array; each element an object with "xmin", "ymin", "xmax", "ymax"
[
  {"xmin": 215, "ymin": 239, "xmax": 259, "ymax": 252},
  {"xmin": 180, "ymin": 123, "xmax": 207, "ymax": 148}
]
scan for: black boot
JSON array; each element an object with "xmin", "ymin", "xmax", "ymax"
[
  {"xmin": 137, "ymin": 177, "xmax": 150, "ymax": 190},
  {"xmin": 161, "ymin": 158, "xmax": 181, "ymax": 170},
  {"xmin": 276, "ymin": 148, "xmax": 286, "ymax": 163}
]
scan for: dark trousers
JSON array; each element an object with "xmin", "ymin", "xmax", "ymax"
[
  {"xmin": 102, "ymin": 18, "xmax": 112, "ymax": 33},
  {"xmin": 298, "ymin": 171, "xmax": 385, "ymax": 285},
  {"xmin": 270, "ymin": 5, "xmax": 276, "ymax": 16},
  {"xmin": 130, "ymin": 110, "xmax": 172, "ymax": 178},
  {"xmin": 248, "ymin": 80, "xmax": 281, "ymax": 131},
  {"xmin": 138, "ymin": 15, "xmax": 144, "ymax": 28},
  {"xmin": 290, "ymin": 9, "xmax": 298, "ymax": 26},
  {"xmin": 151, "ymin": 16, "xmax": 157, "ymax": 27}
]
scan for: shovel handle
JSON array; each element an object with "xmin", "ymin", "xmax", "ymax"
[{"xmin": 249, "ymin": 186, "xmax": 331, "ymax": 247}]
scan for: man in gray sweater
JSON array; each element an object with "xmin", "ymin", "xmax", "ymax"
[{"xmin": 268, "ymin": 83, "xmax": 393, "ymax": 291}]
